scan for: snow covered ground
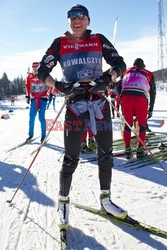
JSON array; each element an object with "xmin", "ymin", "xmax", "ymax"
[{"xmin": 0, "ymin": 92, "xmax": 167, "ymax": 250}]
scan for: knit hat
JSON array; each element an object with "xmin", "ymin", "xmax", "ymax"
[
  {"xmin": 67, "ymin": 4, "xmax": 90, "ymax": 20},
  {"xmin": 133, "ymin": 58, "xmax": 145, "ymax": 68}
]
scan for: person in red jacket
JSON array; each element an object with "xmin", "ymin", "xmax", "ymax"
[
  {"xmin": 25, "ymin": 62, "xmax": 48, "ymax": 143},
  {"xmin": 121, "ymin": 58, "xmax": 156, "ymax": 159}
]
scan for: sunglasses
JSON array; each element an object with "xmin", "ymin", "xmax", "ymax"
[
  {"xmin": 67, "ymin": 10, "xmax": 88, "ymax": 20},
  {"xmin": 70, "ymin": 14, "xmax": 86, "ymax": 20}
]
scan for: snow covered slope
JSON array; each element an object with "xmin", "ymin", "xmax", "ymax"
[{"xmin": 0, "ymin": 93, "xmax": 167, "ymax": 250}]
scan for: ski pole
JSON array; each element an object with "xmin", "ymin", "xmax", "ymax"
[
  {"xmin": 57, "ymin": 150, "xmax": 65, "ymax": 162},
  {"xmin": 104, "ymin": 95, "xmax": 167, "ymax": 173},
  {"xmin": 6, "ymin": 99, "xmax": 67, "ymax": 204}
]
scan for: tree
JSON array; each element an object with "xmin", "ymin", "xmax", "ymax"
[
  {"xmin": 0, "ymin": 72, "xmax": 26, "ymax": 98},
  {"xmin": 0, "ymin": 73, "xmax": 11, "ymax": 98},
  {"xmin": 13, "ymin": 76, "xmax": 25, "ymax": 95}
]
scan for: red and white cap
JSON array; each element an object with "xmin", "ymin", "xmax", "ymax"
[{"xmin": 32, "ymin": 62, "xmax": 40, "ymax": 67}]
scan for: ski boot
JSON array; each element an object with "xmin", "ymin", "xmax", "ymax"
[
  {"xmin": 159, "ymin": 142, "xmax": 167, "ymax": 151},
  {"xmin": 146, "ymin": 127, "xmax": 152, "ymax": 133},
  {"xmin": 136, "ymin": 146, "xmax": 148, "ymax": 158},
  {"xmin": 88, "ymin": 137, "xmax": 96, "ymax": 150},
  {"xmin": 41, "ymin": 136, "xmax": 46, "ymax": 144},
  {"xmin": 100, "ymin": 191, "xmax": 128, "ymax": 219},
  {"xmin": 125, "ymin": 146, "xmax": 132, "ymax": 159},
  {"xmin": 25, "ymin": 136, "xmax": 33, "ymax": 142},
  {"xmin": 58, "ymin": 195, "xmax": 70, "ymax": 230},
  {"xmin": 81, "ymin": 142, "xmax": 95, "ymax": 154}
]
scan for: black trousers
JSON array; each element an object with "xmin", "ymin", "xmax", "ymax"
[{"xmin": 59, "ymin": 102, "xmax": 113, "ymax": 196}]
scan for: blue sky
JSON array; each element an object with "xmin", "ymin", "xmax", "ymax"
[{"xmin": 0, "ymin": 0, "xmax": 166, "ymax": 80}]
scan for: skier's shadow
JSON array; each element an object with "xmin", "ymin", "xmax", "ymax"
[
  {"xmin": 110, "ymin": 220, "xmax": 167, "ymax": 250},
  {"xmin": 114, "ymin": 157, "xmax": 167, "ymax": 188},
  {"xmin": 69, "ymin": 218, "xmax": 167, "ymax": 249},
  {"xmin": 0, "ymin": 161, "xmax": 54, "ymax": 206},
  {"xmin": 43, "ymin": 142, "xmax": 64, "ymax": 152},
  {"xmin": 67, "ymin": 226, "xmax": 106, "ymax": 250}
]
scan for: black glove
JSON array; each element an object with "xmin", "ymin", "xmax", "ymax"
[
  {"xmin": 147, "ymin": 110, "xmax": 152, "ymax": 119},
  {"xmin": 55, "ymin": 81, "xmax": 85, "ymax": 98},
  {"xmin": 89, "ymin": 73, "xmax": 112, "ymax": 95},
  {"xmin": 25, "ymin": 95, "xmax": 30, "ymax": 104}
]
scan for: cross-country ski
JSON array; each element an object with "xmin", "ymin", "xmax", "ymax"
[{"xmin": 72, "ymin": 203, "xmax": 167, "ymax": 239}]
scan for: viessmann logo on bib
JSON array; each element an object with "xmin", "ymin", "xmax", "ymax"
[{"xmin": 63, "ymin": 43, "xmax": 99, "ymax": 50}]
